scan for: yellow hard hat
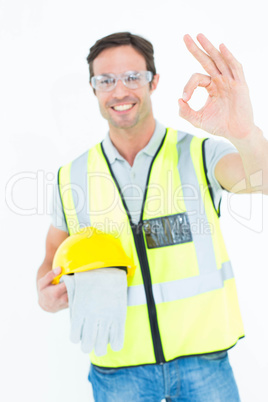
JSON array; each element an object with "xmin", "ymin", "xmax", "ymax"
[{"xmin": 52, "ymin": 227, "xmax": 136, "ymax": 284}]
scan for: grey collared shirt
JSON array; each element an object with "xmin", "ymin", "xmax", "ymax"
[{"xmin": 51, "ymin": 120, "xmax": 238, "ymax": 231}]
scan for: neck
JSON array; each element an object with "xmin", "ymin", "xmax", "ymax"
[{"xmin": 108, "ymin": 117, "xmax": 156, "ymax": 166}]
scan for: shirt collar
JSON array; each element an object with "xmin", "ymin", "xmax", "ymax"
[{"xmin": 102, "ymin": 120, "xmax": 166, "ymax": 165}]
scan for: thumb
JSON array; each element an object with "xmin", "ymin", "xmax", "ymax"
[
  {"xmin": 178, "ymin": 98, "xmax": 200, "ymax": 127},
  {"xmin": 38, "ymin": 266, "xmax": 62, "ymax": 290}
]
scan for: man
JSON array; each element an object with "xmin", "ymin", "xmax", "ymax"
[{"xmin": 37, "ymin": 32, "xmax": 268, "ymax": 401}]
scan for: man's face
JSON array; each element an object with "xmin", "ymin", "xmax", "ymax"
[{"xmin": 91, "ymin": 45, "xmax": 159, "ymax": 130}]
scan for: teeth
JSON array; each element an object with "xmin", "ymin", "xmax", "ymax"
[{"xmin": 113, "ymin": 104, "xmax": 134, "ymax": 111}]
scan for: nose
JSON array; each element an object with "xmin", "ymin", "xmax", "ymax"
[{"xmin": 111, "ymin": 78, "xmax": 130, "ymax": 98}]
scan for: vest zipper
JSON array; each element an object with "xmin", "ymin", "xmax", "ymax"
[
  {"xmin": 100, "ymin": 132, "xmax": 168, "ymax": 364},
  {"xmin": 132, "ymin": 223, "xmax": 165, "ymax": 364}
]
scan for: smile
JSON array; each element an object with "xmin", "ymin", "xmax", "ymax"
[{"xmin": 111, "ymin": 103, "xmax": 136, "ymax": 112}]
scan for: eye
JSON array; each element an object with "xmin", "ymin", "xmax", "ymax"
[
  {"xmin": 95, "ymin": 75, "xmax": 115, "ymax": 90},
  {"xmin": 126, "ymin": 73, "xmax": 140, "ymax": 82},
  {"xmin": 100, "ymin": 77, "xmax": 114, "ymax": 85}
]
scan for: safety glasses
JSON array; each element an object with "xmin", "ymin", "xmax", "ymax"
[{"xmin": 91, "ymin": 70, "xmax": 153, "ymax": 92}]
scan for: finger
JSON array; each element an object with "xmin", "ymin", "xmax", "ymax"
[
  {"xmin": 109, "ymin": 323, "xmax": 124, "ymax": 352},
  {"xmin": 57, "ymin": 292, "xmax": 69, "ymax": 310},
  {"xmin": 80, "ymin": 320, "xmax": 98, "ymax": 354},
  {"xmin": 183, "ymin": 34, "xmax": 220, "ymax": 77},
  {"xmin": 219, "ymin": 43, "xmax": 245, "ymax": 82},
  {"xmin": 38, "ymin": 267, "xmax": 62, "ymax": 291},
  {"xmin": 94, "ymin": 321, "xmax": 110, "ymax": 357},
  {"xmin": 60, "ymin": 275, "xmax": 75, "ymax": 303},
  {"xmin": 182, "ymin": 73, "xmax": 211, "ymax": 102},
  {"xmin": 196, "ymin": 33, "xmax": 233, "ymax": 77},
  {"xmin": 60, "ymin": 292, "xmax": 69, "ymax": 305},
  {"xmin": 70, "ymin": 317, "xmax": 84, "ymax": 344},
  {"xmin": 53, "ymin": 281, "xmax": 68, "ymax": 297},
  {"xmin": 178, "ymin": 98, "xmax": 202, "ymax": 128}
]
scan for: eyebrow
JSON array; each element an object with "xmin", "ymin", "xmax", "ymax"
[{"xmin": 96, "ymin": 70, "xmax": 140, "ymax": 77}]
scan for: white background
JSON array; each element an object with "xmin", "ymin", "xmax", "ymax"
[{"xmin": 1, "ymin": 0, "xmax": 268, "ymax": 401}]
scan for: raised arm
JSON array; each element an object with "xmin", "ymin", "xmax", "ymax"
[
  {"xmin": 37, "ymin": 224, "xmax": 69, "ymax": 312},
  {"xmin": 179, "ymin": 34, "xmax": 268, "ymax": 194}
]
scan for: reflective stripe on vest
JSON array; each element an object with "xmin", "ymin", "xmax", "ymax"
[
  {"xmin": 58, "ymin": 128, "xmax": 245, "ymax": 367},
  {"xmin": 127, "ymin": 260, "xmax": 234, "ymax": 306}
]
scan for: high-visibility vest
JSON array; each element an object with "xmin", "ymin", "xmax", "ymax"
[{"xmin": 58, "ymin": 128, "xmax": 245, "ymax": 368}]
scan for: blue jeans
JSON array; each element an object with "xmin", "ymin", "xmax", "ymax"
[{"xmin": 88, "ymin": 351, "xmax": 241, "ymax": 401}]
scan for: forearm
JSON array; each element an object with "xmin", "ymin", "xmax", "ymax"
[{"xmin": 230, "ymin": 126, "xmax": 268, "ymax": 194}]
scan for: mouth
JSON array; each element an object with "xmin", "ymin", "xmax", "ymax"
[{"xmin": 110, "ymin": 103, "xmax": 136, "ymax": 113}]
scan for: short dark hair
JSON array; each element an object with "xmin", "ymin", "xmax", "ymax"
[{"xmin": 86, "ymin": 32, "xmax": 157, "ymax": 83}]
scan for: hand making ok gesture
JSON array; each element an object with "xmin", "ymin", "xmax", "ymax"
[{"xmin": 179, "ymin": 34, "xmax": 257, "ymax": 142}]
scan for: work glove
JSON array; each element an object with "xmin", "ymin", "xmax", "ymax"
[{"xmin": 61, "ymin": 268, "xmax": 127, "ymax": 356}]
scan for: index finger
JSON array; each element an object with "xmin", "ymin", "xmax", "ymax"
[
  {"xmin": 183, "ymin": 34, "xmax": 221, "ymax": 78},
  {"xmin": 196, "ymin": 34, "xmax": 233, "ymax": 77}
]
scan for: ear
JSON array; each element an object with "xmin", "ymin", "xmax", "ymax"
[{"xmin": 150, "ymin": 74, "xmax": 160, "ymax": 94}]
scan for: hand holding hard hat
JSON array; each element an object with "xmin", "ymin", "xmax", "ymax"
[
  {"xmin": 52, "ymin": 227, "xmax": 135, "ymax": 284},
  {"xmin": 52, "ymin": 227, "xmax": 135, "ymax": 356}
]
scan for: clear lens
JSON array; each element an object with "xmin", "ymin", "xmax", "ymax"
[
  {"xmin": 123, "ymin": 71, "xmax": 143, "ymax": 88},
  {"xmin": 92, "ymin": 75, "xmax": 116, "ymax": 91},
  {"xmin": 91, "ymin": 71, "xmax": 153, "ymax": 92}
]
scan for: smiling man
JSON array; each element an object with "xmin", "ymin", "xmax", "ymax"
[
  {"xmin": 90, "ymin": 43, "xmax": 160, "ymax": 166},
  {"xmin": 37, "ymin": 32, "xmax": 268, "ymax": 401}
]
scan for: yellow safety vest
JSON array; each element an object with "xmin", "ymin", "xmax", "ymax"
[{"xmin": 58, "ymin": 128, "xmax": 245, "ymax": 368}]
